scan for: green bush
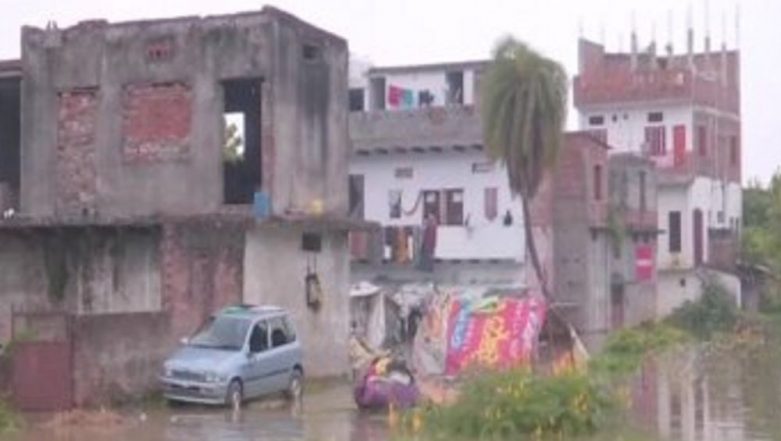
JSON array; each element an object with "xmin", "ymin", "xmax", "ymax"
[
  {"xmin": 0, "ymin": 399, "xmax": 21, "ymax": 434},
  {"xmin": 590, "ymin": 324, "xmax": 688, "ymax": 380},
  {"xmin": 666, "ymin": 279, "xmax": 739, "ymax": 339},
  {"xmin": 421, "ymin": 369, "xmax": 613, "ymax": 440}
]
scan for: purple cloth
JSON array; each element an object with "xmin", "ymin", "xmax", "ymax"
[{"xmin": 354, "ymin": 376, "xmax": 419, "ymax": 410}]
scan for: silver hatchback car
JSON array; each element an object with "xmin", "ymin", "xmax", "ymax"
[{"xmin": 160, "ymin": 305, "xmax": 304, "ymax": 408}]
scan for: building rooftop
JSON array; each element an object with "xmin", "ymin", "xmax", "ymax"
[{"xmin": 368, "ymin": 59, "xmax": 488, "ymax": 76}]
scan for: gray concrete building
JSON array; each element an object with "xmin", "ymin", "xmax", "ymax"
[{"xmin": 0, "ymin": 7, "xmax": 359, "ymax": 408}]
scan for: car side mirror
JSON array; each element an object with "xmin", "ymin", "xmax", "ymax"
[{"xmin": 180, "ymin": 337, "xmax": 189, "ymax": 346}]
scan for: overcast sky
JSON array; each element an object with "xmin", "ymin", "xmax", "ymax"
[{"xmin": 1, "ymin": 0, "xmax": 779, "ymax": 184}]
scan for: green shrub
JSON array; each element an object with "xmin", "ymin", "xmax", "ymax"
[
  {"xmin": 421, "ymin": 369, "xmax": 613, "ymax": 439},
  {"xmin": 590, "ymin": 324, "xmax": 688, "ymax": 380},
  {"xmin": 0, "ymin": 399, "xmax": 21, "ymax": 434},
  {"xmin": 666, "ymin": 278, "xmax": 738, "ymax": 339}
]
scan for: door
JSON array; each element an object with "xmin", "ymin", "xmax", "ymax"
[
  {"xmin": 244, "ymin": 320, "xmax": 273, "ymax": 398},
  {"xmin": 673, "ymin": 125, "xmax": 687, "ymax": 168},
  {"xmin": 265, "ymin": 317, "xmax": 296, "ymax": 392},
  {"xmin": 610, "ymin": 284, "xmax": 625, "ymax": 329},
  {"xmin": 693, "ymin": 209, "xmax": 704, "ymax": 266},
  {"xmin": 422, "ymin": 190, "xmax": 440, "ymax": 223}
]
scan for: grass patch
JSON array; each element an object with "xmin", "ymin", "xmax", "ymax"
[{"xmin": 0, "ymin": 398, "xmax": 22, "ymax": 434}]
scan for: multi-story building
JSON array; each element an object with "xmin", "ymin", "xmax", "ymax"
[
  {"xmin": 574, "ymin": 32, "xmax": 742, "ymax": 316},
  {"xmin": 348, "ymin": 59, "xmax": 661, "ymax": 349},
  {"xmin": 348, "ymin": 61, "xmax": 530, "ymax": 287},
  {"xmin": 0, "ymin": 8, "xmax": 356, "ymax": 407}
]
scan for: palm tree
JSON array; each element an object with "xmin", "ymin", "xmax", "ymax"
[{"xmin": 481, "ymin": 37, "xmax": 568, "ymax": 298}]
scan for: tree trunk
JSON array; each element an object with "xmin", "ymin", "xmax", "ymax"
[{"xmin": 520, "ymin": 189, "xmax": 550, "ymax": 299}]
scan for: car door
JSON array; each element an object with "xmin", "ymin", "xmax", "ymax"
[
  {"xmin": 265, "ymin": 316, "xmax": 295, "ymax": 392},
  {"xmin": 244, "ymin": 320, "xmax": 273, "ymax": 398}
]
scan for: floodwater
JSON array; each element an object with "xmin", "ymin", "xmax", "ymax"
[{"xmin": 9, "ymin": 334, "xmax": 781, "ymax": 441}]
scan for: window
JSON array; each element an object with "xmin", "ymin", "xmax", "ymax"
[
  {"xmin": 389, "ymin": 190, "xmax": 401, "ymax": 219},
  {"xmin": 639, "ymin": 171, "xmax": 647, "ymax": 212},
  {"xmin": 730, "ymin": 136, "xmax": 739, "ymax": 166},
  {"xmin": 348, "ymin": 174, "xmax": 364, "ymax": 219},
  {"xmin": 697, "ymin": 125, "xmax": 707, "ymax": 157},
  {"xmin": 269, "ymin": 318, "xmax": 292, "ymax": 348},
  {"xmin": 369, "ymin": 77, "xmax": 386, "ymax": 110},
  {"xmin": 348, "ymin": 88, "xmax": 365, "ymax": 112},
  {"xmin": 302, "ymin": 43, "xmax": 320, "ymax": 61},
  {"xmin": 249, "ymin": 322, "xmax": 269, "ymax": 353},
  {"xmin": 593, "ymin": 165, "xmax": 603, "ymax": 200},
  {"xmin": 645, "ymin": 126, "xmax": 666, "ymax": 156},
  {"xmin": 418, "ymin": 90, "xmax": 434, "ymax": 107},
  {"xmin": 222, "ymin": 78, "xmax": 262, "ymax": 205},
  {"xmin": 484, "ymin": 187, "xmax": 498, "ymax": 220},
  {"xmin": 647, "ymin": 112, "xmax": 664, "ymax": 123},
  {"xmin": 588, "ymin": 115, "xmax": 605, "ymax": 126},
  {"xmin": 668, "ymin": 211, "xmax": 682, "ymax": 253},
  {"xmin": 472, "ymin": 162, "xmax": 495, "ymax": 173},
  {"xmin": 445, "ymin": 70, "xmax": 464, "ymax": 105},
  {"xmin": 445, "ymin": 189, "xmax": 464, "ymax": 225},
  {"xmin": 394, "ymin": 167, "xmax": 413, "ymax": 179}
]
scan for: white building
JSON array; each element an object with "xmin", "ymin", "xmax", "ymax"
[
  {"xmin": 574, "ymin": 35, "xmax": 742, "ymax": 314},
  {"xmin": 348, "ymin": 61, "xmax": 528, "ymax": 287}
]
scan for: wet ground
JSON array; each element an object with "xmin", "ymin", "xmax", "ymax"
[
  {"xmin": 10, "ymin": 384, "xmax": 390, "ymax": 441},
  {"xmin": 9, "ymin": 328, "xmax": 781, "ymax": 441}
]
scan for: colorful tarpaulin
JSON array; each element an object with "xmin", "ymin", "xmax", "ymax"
[{"xmin": 444, "ymin": 296, "xmax": 547, "ymax": 375}]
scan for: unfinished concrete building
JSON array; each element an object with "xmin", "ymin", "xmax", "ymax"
[{"xmin": 0, "ymin": 8, "xmax": 356, "ymax": 408}]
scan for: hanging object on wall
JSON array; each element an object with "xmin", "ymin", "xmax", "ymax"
[{"xmin": 305, "ymin": 253, "xmax": 322, "ymax": 310}]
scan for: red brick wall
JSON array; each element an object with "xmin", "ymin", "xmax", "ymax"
[
  {"xmin": 56, "ymin": 89, "xmax": 98, "ymax": 215},
  {"xmin": 122, "ymin": 83, "xmax": 192, "ymax": 163},
  {"xmin": 161, "ymin": 223, "xmax": 244, "ymax": 339}
]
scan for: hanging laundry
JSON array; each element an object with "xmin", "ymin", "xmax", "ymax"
[
  {"xmin": 396, "ymin": 227, "xmax": 409, "ymax": 263},
  {"xmin": 388, "ymin": 85, "xmax": 403, "ymax": 108},
  {"xmin": 402, "ymin": 89, "xmax": 415, "ymax": 108}
]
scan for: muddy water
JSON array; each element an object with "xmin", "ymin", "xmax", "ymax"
[{"xmin": 9, "ymin": 336, "xmax": 781, "ymax": 441}]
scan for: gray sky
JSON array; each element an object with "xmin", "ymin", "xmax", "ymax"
[{"xmin": 1, "ymin": 0, "xmax": 779, "ymax": 184}]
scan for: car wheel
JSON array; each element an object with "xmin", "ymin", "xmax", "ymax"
[
  {"xmin": 286, "ymin": 369, "xmax": 304, "ymax": 402},
  {"xmin": 226, "ymin": 379, "xmax": 243, "ymax": 411}
]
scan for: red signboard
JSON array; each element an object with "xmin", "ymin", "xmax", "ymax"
[{"xmin": 635, "ymin": 245, "xmax": 654, "ymax": 281}]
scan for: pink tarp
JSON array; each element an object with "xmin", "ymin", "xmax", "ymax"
[{"xmin": 444, "ymin": 296, "xmax": 547, "ymax": 375}]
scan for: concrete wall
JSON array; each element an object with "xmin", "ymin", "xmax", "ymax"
[
  {"xmin": 352, "ymin": 261, "xmax": 524, "ymax": 287},
  {"xmin": 0, "ymin": 233, "xmax": 52, "ymax": 342},
  {"xmin": 19, "ymin": 7, "xmax": 348, "ymax": 219},
  {"xmin": 243, "ymin": 225, "xmax": 350, "ymax": 377},
  {"xmin": 72, "ymin": 312, "xmax": 171, "ymax": 406},
  {"xmin": 581, "ymin": 104, "xmax": 693, "ymax": 163},
  {"xmin": 350, "ymin": 149, "xmax": 525, "ymax": 261},
  {"xmin": 161, "ymin": 222, "xmax": 244, "ymax": 339}
]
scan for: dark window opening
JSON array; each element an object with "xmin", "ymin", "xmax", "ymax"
[
  {"xmin": 302, "ymin": 43, "xmax": 321, "ymax": 61},
  {"xmin": 0, "ymin": 78, "xmax": 21, "ymax": 212},
  {"xmin": 418, "ymin": 90, "xmax": 434, "ymax": 107},
  {"xmin": 647, "ymin": 111, "xmax": 664, "ymax": 123},
  {"xmin": 693, "ymin": 209, "xmax": 704, "ymax": 265},
  {"xmin": 349, "ymin": 88, "xmax": 365, "ymax": 112},
  {"xmin": 639, "ymin": 171, "xmax": 647, "ymax": 212},
  {"xmin": 394, "ymin": 167, "xmax": 413, "ymax": 178},
  {"xmin": 222, "ymin": 78, "xmax": 262, "ymax": 205},
  {"xmin": 301, "ymin": 232, "xmax": 322, "ymax": 252},
  {"xmin": 668, "ymin": 211, "xmax": 682, "ymax": 253},
  {"xmin": 444, "ymin": 189, "xmax": 464, "ymax": 225},
  {"xmin": 445, "ymin": 70, "xmax": 464, "ymax": 105},
  {"xmin": 249, "ymin": 322, "xmax": 269, "ymax": 353},
  {"xmin": 593, "ymin": 164, "xmax": 603, "ymax": 200},
  {"xmin": 645, "ymin": 126, "xmax": 667, "ymax": 156},
  {"xmin": 588, "ymin": 115, "xmax": 605, "ymax": 126},
  {"xmin": 348, "ymin": 174, "xmax": 364, "ymax": 220},
  {"xmin": 698, "ymin": 125, "xmax": 707, "ymax": 157},
  {"xmin": 389, "ymin": 190, "xmax": 402, "ymax": 219},
  {"xmin": 370, "ymin": 77, "xmax": 386, "ymax": 110},
  {"xmin": 730, "ymin": 136, "xmax": 739, "ymax": 165}
]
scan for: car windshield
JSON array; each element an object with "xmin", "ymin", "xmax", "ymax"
[{"xmin": 189, "ymin": 315, "xmax": 251, "ymax": 351}]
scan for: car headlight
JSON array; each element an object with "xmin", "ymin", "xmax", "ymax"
[{"xmin": 204, "ymin": 371, "xmax": 225, "ymax": 383}]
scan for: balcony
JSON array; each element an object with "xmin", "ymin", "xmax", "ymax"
[{"xmin": 350, "ymin": 105, "xmax": 482, "ymax": 152}]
